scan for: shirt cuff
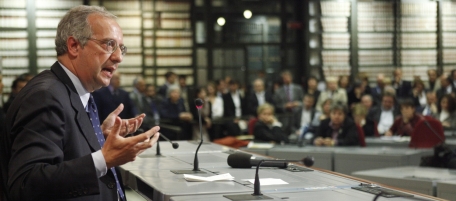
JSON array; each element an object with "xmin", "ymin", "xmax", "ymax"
[{"xmin": 92, "ymin": 150, "xmax": 108, "ymax": 178}]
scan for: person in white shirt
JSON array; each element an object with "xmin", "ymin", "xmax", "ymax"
[
  {"xmin": 247, "ymin": 78, "xmax": 274, "ymax": 116},
  {"xmin": 367, "ymin": 93, "xmax": 400, "ymax": 135},
  {"xmin": 419, "ymin": 91, "xmax": 438, "ymax": 116}
]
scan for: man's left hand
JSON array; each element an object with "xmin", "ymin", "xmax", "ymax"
[{"xmin": 102, "ymin": 104, "xmax": 145, "ymax": 137}]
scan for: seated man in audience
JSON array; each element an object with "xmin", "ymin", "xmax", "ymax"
[
  {"xmin": 426, "ymin": 69, "xmax": 441, "ymax": 92},
  {"xmin": 316, "ymin": 76, "xmax": 347, "ymax": 111},
  {"xmin": 418, "ymin": 91, "xmax": 438, "ymax": 116},
  {"xmin": 385, "ymin": 99, "xmax": 424, "ymax": 137},
  {"xmin": 160, "ymin": 86, "xmax": 193, "ymax": 140},
  {"xmin": 313, "ymin": 103, "xmax": 360, "ymax": 146},
  {"xmin": 140, "ymin": 84, "xmax": 163, "ymax": 130},
  {"xmin": 303, "ymin": 76, "xmax": 320, "ymax": 108},
  {"xmin": 129, "ymin": 76, "xmax": 146, "ymax": 114},
  {"xmin": 253, "ymin": 103, "xmax": 288, "ymax": 144},
  {"xmin": 4, "ymin": 76, "xmax": 28, "ymax": 113},
  {"xmin": 248, "ymin": 78, "xmax": 274, "ymax": 116},
  {"xmin": 158, "ymin": 71, "xmax": 178, "ymax": 97},
  {"xmin": 367, "ymin": 92, "xmax": 400, "ymax": 135},
  {"xmin": 371, "ymin": 73, "xmax": 386, "ymax": 106},
  {"xmin": 293, "ymin": 94, "xmax": 317, "ymax": 138},
  {"xmin": 361, "ymin": 94, "xmax": 373, "ymax": 112},
  {"xmin": 392, "ymin": 68, "xmax": 412, "ymax": 99},
  {"xmin": 222, "ymin": 80, "xmax": 246, "ymax": 135},
  {"xmin": 93, "ymin": 72, "xmax": 136, "ymax": 122},
  {"xmin": 437, "ymin": 75, "xmax": 455, "ymax": 101}
]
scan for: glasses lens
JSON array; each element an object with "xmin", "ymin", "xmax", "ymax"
[
  {"xmin": 106, "ymin": 40, "xmax": 115, "ymax": 53},
  {"xmin": 120, "ymin": 45, "xmax": 127, "ymax": 55}
]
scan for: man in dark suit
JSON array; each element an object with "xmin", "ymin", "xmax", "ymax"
[
  {"xmin": 158, "ymin": 71, "xmax": 178, "ymax": 97},
  {"xmin": 222, "ymin": 80, "xmax": 247, "ymax": 135},
  {"xmin": 0, "ymin": 6, "xmax": 160, "ymax": 201},
  {"xmin": 93, "ymin": 72, "xmax": 137, "ymax": 122},
  {"xmin": 367, "ymin": 92, "xmax": 401, "ymax": 135},
  {"xmin": 392, "ymin": 68, "xmax": 412, "ymax": 99},
  {"xmin": 247, "ymin": 78, "xmax": 274, "ymax": 116},
  {"xmin": 273, "ymin": 70, "xmax": 304, "ymax": 134}
]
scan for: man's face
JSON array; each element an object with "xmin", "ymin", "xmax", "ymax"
[
  {"xmin": 327, "ymin": 81, "xmax": 337, "ymax": 91},
  {"xmin": 136, "ymin": 80, "xmax": 146, "ymax": 93},
  {"xmin": 229, "ymin": 83, "xmax": 238, "ymax": 93},
  {"xmin": 146, "ymin": 85, "xmax": 156, "ymax": 97},
  {"xmin": 179, "ymin": 77, "xmax": 186, "ymax": 87},
  {"xmin": 253, "ymin": 80, "xmax": 264, "ymax": 93},
  {"xmin": 382, "ymin": 96, "xmax": 394, "ymax": 110},
  {"xmin": 361, "ymin": 96, "xmax": 373, "ymax": 109},
  {"xmin": 428, "ymin": 70, "xmax": 437, "ymax": 82},
  {"xmin": 303, "ymin": 97, "xmax": 314, "ymax": 109},
  {"xmin": 76, "ymin": 14, "xmax": 124, "ymax": 92},
  {"xmin": 330, "ymin": 109, "xmax": 345, "ymax": 126},
  {"xmin": 426, "ymin": 93, "xmax": 437, "ymax": 105},
  {"xmin": 307, "ymin": 78, "xmax": 317, "ymax": 90},
  {"xmin": 168, "ymin": 74, "xmax": 177, "ymax": 84},
  {"xmin": 282, "ymin": 74, "xmax": 292, "ymax": 85},
  {"xmin": 394, "ymin": 69, "xmax": 402, "ymax": 79}
]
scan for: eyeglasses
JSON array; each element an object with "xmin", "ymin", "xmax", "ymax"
[{"xmin": 86, "ymin": 38, "xmax": 127, "ymax": 56}]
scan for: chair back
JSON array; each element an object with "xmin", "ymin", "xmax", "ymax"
[
  {"xmin": 248, "ymin": 118, "xmax": 258, "ymax": 135},
  {"xmin": 355, "ymin": 124, "xmax": 366, "ymax": 147}
]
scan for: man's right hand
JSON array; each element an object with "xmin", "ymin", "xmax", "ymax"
[{"xmin": 101, "ymin": 117, "xmax": 160, "ymax": 169}]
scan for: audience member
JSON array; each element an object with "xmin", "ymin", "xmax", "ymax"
[
  {"xmin": 273, "ymin": 70, "xmax": 304, "ymax": 134},
  {"xmin": 358, "ymin": 72, "xmax": 372, "ymax": 95},
  {"xmin": 313, "ymin": 103, "xmax": 360, "ymax": 146},
  {"xmin": 361, "ymin": 94, "xmax": 374, "ymax": 112},
  {"xmin": 338, "ymin": 75, "xmax": 351, "ymax": 91},
  {"xmin": 178, "ymin": 75, "xmax": 192, "ymax": 111},
  {"xmin": 437, "ymin": 75, "xmax": 455, "ymax": 100},
  {"xmin": 426, "ymin": 69, "xmax": 441, "ymax": 92},
  {"xmin": 303, "ymin": 76, "xmax": 320, "ymax": 108},
  {"xmin": 385, "ymin": 99, "xmax": 424, "ymax": 136},
  {"xmin": 352, "ymin": 103, "xmax": 377, "ymax": 137},
  {"xmin": 293, "ymin": 94, "xmax": 317, "ymax": 137},
  {"xmin": 347, "ymin": 80, "xmax": 367, "ymax": 109},
  {"xmin": 410, "ymin": 79, "xmax": 427, "ymax": 108},
  {"xmin": 206, "ymin": 82, "xmax": 224, "ymax": 119},
  {"xmin": 247, "ymin": 78, "xmax": 274, "ymax": 116},
  {"xmin": 222, "ymin": 80, "xmax": 246, "ymax": 135},
  {"xmin": 215, "ymin": 79, "xmax": 227, "ymax": 97},
  {"xmin": 3, "ymin": 77, "xmax": 28, "ymax": 113},
  {"xmin": 371, "ymin": 73, "xmax": 386, "ymax": 105},
  {"xmin": 451, "ymin": 70, "xmax": 456, "ymax": 89},
  {"xmin": 159, "ymin": 86, "xmax": 193, "ymax": 140},
  {"xmin": 140, "ymin": 84, "xmax": 163, "ymax": 129},
  {"xmin": 367, "ymin": 93, "xmax": 400, "ymax": 135},
  {"xmin": 316, "ymin": 76, "xmax": 347, "ymax": 111},
  {"xmin": 129, "ymin": 76, "xmax": 146, "ymax": 113},
  {"xmin": 93, "ymin": 72, "xmax": 136, "ymax": 122},
  {"xmin": 418, "ymin": 91, "xmax": 438, "ymax": 116},
  {"xmin": 392, "ymin": 68, "xmax": 412, "ymax": 99},
  {"xmin": 434, "ymin": 94, "xmax": 456, "ymax": 128},
  {"xmin": 191, "ymin": 87, "xmax": 212, "ymax": 141},
  {"xmin": 158, "ymin": 71, "xmax": 178, "ymax": 97},
  {"xmin": 253, "ymin": 103, "xmax": 288, "ymax": 144}
]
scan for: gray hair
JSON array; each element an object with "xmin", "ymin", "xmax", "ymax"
[
  {"xmin": 167, "ymin": 86, "xmax": 181, "ymax": 98},
  {"xmin": 55, "ymin": 5, "xmax": 117, "ymax": 56}
]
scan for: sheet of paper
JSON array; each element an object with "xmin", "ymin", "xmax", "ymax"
[
  {"xmin": 244, "ymin": 178, "xmax": 289, "ymax": 186},
  {"xmin": 183, "ymin": 173, "xmax": 235, "ymax": 182}
]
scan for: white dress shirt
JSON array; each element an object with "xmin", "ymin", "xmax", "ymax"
[
  {"xmin": 60, "ymin": 62, "xmax": 107, "ymax": 178},
  {"xmin": 377, "ymin": 109, "xmax": 394, "ymax": 134},
  {"xmin": 255, "ymin": 91, "xmax": 265, "ymax": 106},
  {"xmin": 231, "ymin": 91, "xmax": 242, "ymax": 117}
]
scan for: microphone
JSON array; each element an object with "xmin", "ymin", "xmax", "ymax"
[
  {"xmin": 227, "ymin": 152, "xmax": 314, "ymax": 168},
  {"xmin": 170, "ymin": 98, "xmax": 206, "ymax": 174},
  {"xmin": 224, "ymin": 152, "xmax": 314, "ymax": 200},
  {"xmin": 137, "ymin": 127, "xmax": 178, "ymax": 157}
]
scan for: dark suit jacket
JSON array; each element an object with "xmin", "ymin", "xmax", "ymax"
[
  {"xmin": 247, "ymin": 91, "xmax": 274, "ymax": 116},
  {"xmin": 293, "ymin": 107, "xmax": 317, "ymax": 133},
  {"xmin": 222, "ymin": 92, "xmax": 247, "ymax": 118},
  {"xmin": 253, "ymin": 121, "xmax": 288, "ymax": 143},
  {"xmin": 314, "ymin": 118, "xmax": 360, "ymax": 146},
  {"xmin": 159, "ymin": 98, "xmax": 187, "ymax": 119},
  {"xmin": 93, "ymin": 86, "xmax": 136, "ymax": 123},
  {"xmin": 393, "ymin": 80, "xmax": 412, "ymax": 99},
  {"xmin": 0, "ymin": 62, "xmax": 119, "ymax": 200}
]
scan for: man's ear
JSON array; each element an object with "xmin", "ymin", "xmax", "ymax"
[{"xmin": 67, "ymin": 36, "xmax": 80, "ymax": 57}]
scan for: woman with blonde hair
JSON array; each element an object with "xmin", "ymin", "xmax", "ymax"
[{"xmin": 253, "ymin": 103, "xmax": 288, "ymax": 143}]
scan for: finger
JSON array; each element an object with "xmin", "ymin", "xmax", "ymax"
[
  {"xmin": 110, "ymin": 104, "xmax": 125, "ymax": 117},
  {"xmin": 124, "ymin": 120, "xmax": 129, "ymax": 135},
  {"xmin": 137, "ymin": 132, "xmax": 160, "ymax": 150},
  {"xmin": 108, "ymin": 117, "xmax": 122, "ymax": 138},
  {"xmin": 129, "ymin": 126, "xmax": 160, "ymax": 144}
]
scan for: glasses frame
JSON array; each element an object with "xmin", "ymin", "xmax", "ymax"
[{"xmin": 85, "ymin": 38, "xmax": 127, "ymax": 56}]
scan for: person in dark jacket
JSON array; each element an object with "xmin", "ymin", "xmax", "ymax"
[
  {"xmin": 253, "ymin": 103, "xmax": 288, "ymax": 144},
  {"xmin": 313, "ymin": 103, "xmax": 360, "ymax": 146}
]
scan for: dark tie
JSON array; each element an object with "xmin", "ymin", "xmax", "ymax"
[{"xmin": 88, "ymin": 95, "xmax": 125, "ymax": 201}]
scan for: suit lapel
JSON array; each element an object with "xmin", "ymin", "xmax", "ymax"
[{"xmin": 50, "ymin": 62, "xmax": 101, "ymax": 151}]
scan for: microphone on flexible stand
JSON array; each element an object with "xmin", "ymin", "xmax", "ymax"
[
  {"xmin": 224, "ymin": 152, "xmax": 314, "ymax": 201},
  {"xmin": 171, "ymin": 98, "xmax": 206, "ymax": 174}
]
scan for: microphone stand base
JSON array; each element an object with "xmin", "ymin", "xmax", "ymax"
[
  {"xmin": 223, "ymin": 194, "xmax": 272, "ymax": 201},
  {"xmin": 170, "ymin": 169, "xmax": 207, "ymax": 174}
]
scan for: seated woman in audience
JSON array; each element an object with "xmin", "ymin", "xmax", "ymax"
[
  {"xmin": 410, "ymin": 79, "xmax": 427, "ymax": 108},
  {"xmin": 159, "ymin": 86, "xmax": 193, "ymax": 140},
  {"xmin": 385, "ymin": 99, "xmax": 424, "ymax": 137},
  {"xmin": 434, "ymin": 94, "xmax": 456, "ymax": 128},
  {"xmin": 313, "ymin": 103, "xmax": 360, "ymax": 146},
  {"xmin": 253, "ymin": 103, "xmax": 288, "ymax": 144},
  {"xmin": 352, "ymin": 103, "xmax": 377, "ymax": 137},
  {"xmin": 206, "ymin": 82, "xmax": 224, "ymax": 119}
]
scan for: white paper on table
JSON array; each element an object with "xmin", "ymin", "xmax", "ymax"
[
  {"xmin": 183, "ymin": 173, "xmax": 235, "ymax": 182},
  {"xmin": 244, "ymin": 178, "xmax": 289, "ymax": 186}
]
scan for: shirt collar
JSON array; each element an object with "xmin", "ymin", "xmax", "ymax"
[{"xmin": 58, "ymin": 62, "xmax": 90, "ymax": 109}]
